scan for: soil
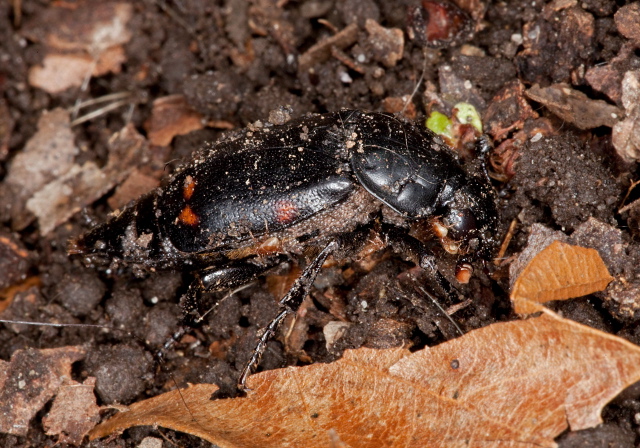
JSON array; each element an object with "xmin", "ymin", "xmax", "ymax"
[{"xmin": 1, "ymin": 0, "xmax": 639, "ymax": 447}]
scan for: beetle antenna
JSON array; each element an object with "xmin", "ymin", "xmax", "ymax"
[
  {"xmin": 415, "ymin": 286, "xmax": 464, "ymax": 337},
  {"xmin": 197, "ymin": 283, "xmax": 253, "ymax": 323},
  {"xmin": 0, "ymin": 319, "xmax": 108, "ymax": 328}
]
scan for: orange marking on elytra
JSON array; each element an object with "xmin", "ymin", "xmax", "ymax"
[
  {"xmin": 274, "ymin": 199, "xmax": 299, "ymax": 224},
  {"xmin": 178, "ymin": 205, "xmax": 199, "ymax": 226},
  {"xmin": 183, "ymin": 175, "xmax": 196, "ymax": 200}
]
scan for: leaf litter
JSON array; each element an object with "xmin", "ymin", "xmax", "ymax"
[
  {"xmin": 2, "ymin": 1, "xmax": 640, "ymax": 446},
  {"xmin": 88, "ymin": 241, "xmax": 638, "ymax": 448},
  {"xmin": 89, "ymin": 311, "xmax": 640, "ymax": 448},
  {"xmin": 0, "ymin": 346, "xmax": 86, "ymax": 437},
  {"xmin": 511, "ymin": 241, "xmax": 614, "ymax": 314}
]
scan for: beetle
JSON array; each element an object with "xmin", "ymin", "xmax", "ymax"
[{"xmin": 69, "ymin": 110, "xmax": 498, "ymax": 390}]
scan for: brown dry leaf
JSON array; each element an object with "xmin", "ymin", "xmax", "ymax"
[
  {"xmin": 144, "ymin": 95, "xmax": 205, "ymax": 146},
  {"xmin": 526, "ymin": 83, "xmax": 622, "ymax": 130},
  {"xmin": 23, "ymin": 2, "xmax": 132, "ymax": 53},
  {"xmin": 90, "ymin": 311, "xmax": 640, "ymax": 447},
  {"xmin": 29, "ymin": 47, "xmax": 126, "ymax": 94},
  {"xmin": 26, "ymin": 124, "xmax": 149, "ymax": 236},
  {"xmin": 24, "ymin": 2, "xmax": 132, "ymax": 94},
  {"xmin": 612, "ymin": 70, "xmax": 640, "ymax": 163},
  {"xmin": 2, "ymin": 108, "xmax": 78, "ymax": 230},
  {"xmin": 107, "ymin": 169, "xmax": 160, "ymax": 210},
  {"xmin": 511, "ymin": 241, "xmax": 613, "ymax": 314},
  {"xmin": 484, "ymin": 80, "xmax": 539, "ymax": 141},
  {"xmin": 392, "ymin": 310, "xmax": 640, "ymax": 434},
  {"xmin": 0, "ymin": 346, "xmax": 86, "ymax": 436},
  {"xmin": 26, "ymin": 162, "xmax": 106, "ymax": 236},
  {"xmin": 42, "ymin": 377, "xmax": 100, "ymax": 445},
  {"xmin": 298, "ymin": 24, "xmax": 359, "ymax": 73},
  {"xmin": 91, "ymin": 348, "xmax": 551, "ymax": 447}
]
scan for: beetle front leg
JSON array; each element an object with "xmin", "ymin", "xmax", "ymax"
[
  {"xmin": 238, "ymin": 240, "xmax": 339, "ymax": 391},
  {"xmin": 380, "ymin": 224, "xmax": 459, "ymax": 304},
  {"xmin": 475, "ymin": 134, "xmax": 493, "ymax": 184}
]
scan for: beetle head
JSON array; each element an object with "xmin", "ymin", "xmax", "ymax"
[{"xmin": 431, "ymin": 176, "xmax": 498, "ymax": 263}]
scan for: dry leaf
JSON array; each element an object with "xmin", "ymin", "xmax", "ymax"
[
  {"xmin": 26, "ymin": 124, "xmax": 149, "ymax": 236},
  {"xmin": 29, "ymin": 47, "xmax": 126, "ymax": 94},
  {"xmin": 508, "ymin": 224, "xmax": 567, "ymax": 290},
  {"xmin": 526, "ymin": 83, "xmax": 622, "ymax": 129},
  {"xmin": 107, "ymin": 169, "xmax": 160, "ymax": 210},
  {"xmin": 392, "ymin": 310, "xmax": 640, "ymax": 433},
  {"xmin": 144, "ymin": 95, "xmax": 205, "ymax": 146},
  {"xmin": 2, "ymin": 108, "xmax": 78, "ymax": 230},
  {"xmin": 0, "ymin": 346, "xmax": 86, "ymax": 436},
  {"xmin": 612, "ymin": 70, "xmax": 640, "ymax": 163},
  {"xmin": 42, "ymin": 377, "xmax": 100, "ymax": 445},
  {"xmin": 511, "ymin": 240, "xmax": 614, "ymax": 314},
  {"xmin": 26, "ymin": 162, "xmax": 106, "ymax": 236},
  {"xmin": 298, "ymin": 24, "xmax": 359, "ymax": 73},
  {"xmin": 90, "ymin": 311, "xmax": 640, "ymax": 447},
  {"xmin": 23, "ymin": 2, "xmax": 132, "ymax": 53},
  {"xmin": 24, "ymin": 2, "xmax": 133, "ymax": 94}
]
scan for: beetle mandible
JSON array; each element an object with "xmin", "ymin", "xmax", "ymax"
[{"xmin": 69, "ymin": 110, "xmax": 499, "ymax": 390}]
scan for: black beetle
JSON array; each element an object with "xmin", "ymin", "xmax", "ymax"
[{"xmin": 69, "ymin": 110, "xmax": 498, "ymax": 389}]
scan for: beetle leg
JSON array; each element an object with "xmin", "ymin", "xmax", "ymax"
[
  {"xmin": 380, "ymin": 224, "xmax": 459, "ymax": 304},
  {"xmin": 238, "ymin": 240, "xmax": 339, "ymax": 391},
  {"xmin": 161, "ymin": 258, "xmax": 288, "ymax": 366},
  {"xmin": 420, "ymin": 257, "xmax": 459, "ymax": 305},
  {"xmin": 475, "ymin": 134, "xmax": 493, "ymax": 185},
  {"xmin": 180, "ymin": 256, "xmax": 288, "ymax": 325},
  {"xmin": 199, "ymin": 256, "xmax": 288, "ymax": 293}
]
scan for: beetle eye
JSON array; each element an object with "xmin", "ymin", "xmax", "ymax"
[{"xmin": 446, "ymin": 209, "xmax": 478, "ymax": 242}]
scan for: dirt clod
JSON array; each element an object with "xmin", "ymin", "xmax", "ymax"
[
  {"xmin": 511, "ymin": 134, "xmax": 620, "ymax": 232},
  {"xmin": 84, "ymin": 344, "xmax": 152, "ymax": 405},
  {"xmin": 52, "ymin": 271, "xmax": 106, "ymax": 318}
]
